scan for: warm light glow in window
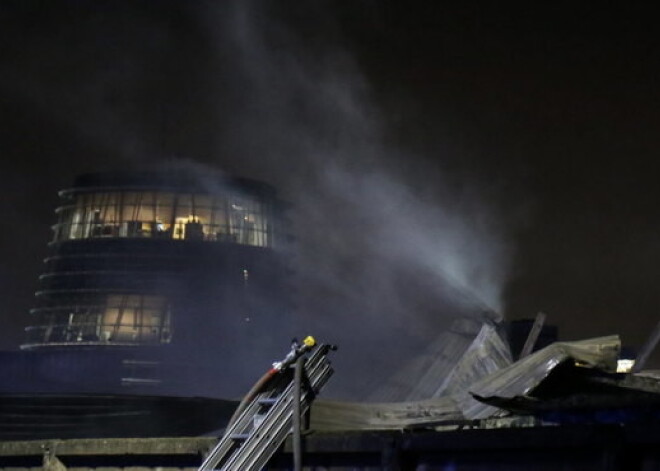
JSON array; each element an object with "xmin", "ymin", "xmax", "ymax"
[
  {"xmin": 27, "ymin": 294, "xmax": 172, "ymax": 346},
  {"xmin": 101, "ymin": 294, "xmax": 171, "ymax": 343},
  {"xmin": 54, "ymin": 190, "xmax": 270, "ymax": 246}
]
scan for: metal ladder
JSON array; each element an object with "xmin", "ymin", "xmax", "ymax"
[{"xmin": 199, "ymin": 341, "xmax": 335, "ymax": 471}]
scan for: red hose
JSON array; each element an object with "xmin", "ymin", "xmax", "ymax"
[{"xmin": 227, "ymin": 367, "xmax": 278, "ymax": 428}]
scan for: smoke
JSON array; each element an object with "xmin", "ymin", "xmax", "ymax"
[
  {"xmin": 0, "ymin": 1, "xmax": 517, "ymax": 398},
  {"xmin": 197, "ymin": 1, "xmax": 514, "ymax": 397}
]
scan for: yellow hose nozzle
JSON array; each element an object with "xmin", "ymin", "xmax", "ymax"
[{"xmin": 303, "ymin": 336, "xmax": 316, "ymax": 347}]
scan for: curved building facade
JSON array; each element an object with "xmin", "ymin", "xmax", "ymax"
[{"xmin": 19, "ymin": 169, "xmax": 292, "ymax": 396}]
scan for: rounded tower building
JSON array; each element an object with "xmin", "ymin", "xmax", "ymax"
[{"xmin": 22, "ymin": 168, "xmax": 292, "ymax": 396}]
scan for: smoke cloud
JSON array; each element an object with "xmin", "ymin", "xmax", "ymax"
[
  {"xmin": 0, "ymin": 1, "xmax": 519, "ymax": 398},
  {"xmin": 196, "ymin": 1, "xmax": 514, "ymax": 397}
]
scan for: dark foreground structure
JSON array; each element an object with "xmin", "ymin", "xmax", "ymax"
[
  {"xmin": 1, "ymin": 424, "xmax": 660, "ymax": 471},
  {"xmin": 2, "ymin": 334, "xmax": 660, "ymax": 470}
]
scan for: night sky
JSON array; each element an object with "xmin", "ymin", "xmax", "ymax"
[{"xmin": 1, "ymin": 2, "xmax": 660, "ymax": 370}]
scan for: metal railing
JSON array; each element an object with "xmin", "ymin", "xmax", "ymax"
[{"xmin": 24, "ymin": 322, "xmax": 171, "ymax": 346}]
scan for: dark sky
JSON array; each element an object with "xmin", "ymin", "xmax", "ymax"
[{"xmin": 1, "ymin": 1, "xmax": 660, "ymax": 368}]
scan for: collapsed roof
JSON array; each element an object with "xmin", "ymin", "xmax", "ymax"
[{"xmin": 311, "ymin": 328, "xmax": 660, "ymax": 431}]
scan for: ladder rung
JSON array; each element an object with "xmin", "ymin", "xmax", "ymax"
[
  {"xmin": 231, "ymin": 433, "xmax": 250, "ymax": 441},
  {"xmin": 257, "ymin": 397, "xmax": 278, "ymax": 406}
]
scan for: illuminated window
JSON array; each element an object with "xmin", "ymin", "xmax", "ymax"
[
  {"xmin": 53, "ymin": 190, "xmax": 271, "ymax": 247},
  {"xmin": 27, "ymin": 294, "xmax": 172, "ymax": 346},
  {"xmin": 102, "ymin": 294, "xmax": 171, "ymax": 343}
]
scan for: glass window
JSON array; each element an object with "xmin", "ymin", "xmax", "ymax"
[
  {"xmin": 29, "ymin": 294, "xmax": 172, "ymax": 346},
  {"xmin": 102, "ymin": 294, "xmax": 171, "ymax": 343},
  {"xmin": 53, "ymin": 189, "xmax": 272, "ymax": 247}
]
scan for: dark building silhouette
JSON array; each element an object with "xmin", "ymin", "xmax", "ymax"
[{"xmin": 4, "ymin": 168, "xmax": 292, "ymax": 398}]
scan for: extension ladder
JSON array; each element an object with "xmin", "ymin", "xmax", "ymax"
[{"xmin": 198, "ymin": 340, "xmax": 335, "ymax": 471}]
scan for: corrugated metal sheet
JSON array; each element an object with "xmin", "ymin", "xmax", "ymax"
[
  {"xmin": 311, "ymin": 334, "xmax": 625, "ymax": 429},
  {"xmin": 310, "ymin": 396, "xmax": 463, "ymax": 431},
  {"xmin": 312, "ymin": 320, "xmax": 513, "ymax": 430},
  {"xmin": 445, "ymin": 322, "xmax": 513, "ymax": 418},
  {"xmin": 367, "ymin": 318, "xmax": 483, "ymax": 402},
  {"xmin": 466, "ymin": 335, "xmax": 621, "ymax": 419}
]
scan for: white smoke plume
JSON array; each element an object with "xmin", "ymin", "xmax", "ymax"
[
  {"xmin": 0, "ymin": 1, "xmax": 518, "ymax": 397},
  {"xmin": 197, "ymin": 0, "xmax": 514, "ymax": 397}
]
